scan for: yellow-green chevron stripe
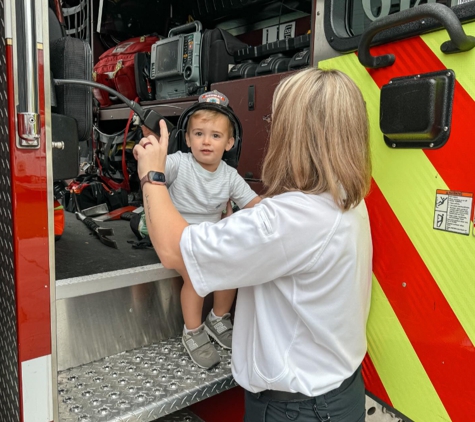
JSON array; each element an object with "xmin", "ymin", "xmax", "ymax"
[
  {"xmin": 367, "ymin": 275, "xmax": 450, "ymax": 421},
  {"xmin": 320, "ymin": 52, "xmax": 475, "ymax": 366}
]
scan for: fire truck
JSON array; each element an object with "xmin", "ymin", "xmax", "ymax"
[{"xmin": 1, "ymin": 0, "xmax": 474, "ymax": 421}]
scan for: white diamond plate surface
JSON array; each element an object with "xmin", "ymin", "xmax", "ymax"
[{"xmin": 58, "ymin": 336, "xmax": 236, "ymax": 421}]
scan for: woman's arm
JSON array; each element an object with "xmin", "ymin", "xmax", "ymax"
[
  {"xmin": 142, "ymin": 184, "xmax": 187, "ymax": 270},
  {"xmin": 134, "ymin": 120, "xmax": 188, "ymax": 271}
]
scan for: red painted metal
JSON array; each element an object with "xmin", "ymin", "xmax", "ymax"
[
  {"xmin": 190, "ymin": 387, "xmax": 245, "ymax": 422},
  {"xmin": 360, "ymin": 38, "xmax": 475, "ymax": 418},
  {"xmin": 7, "ymin": 42, "xmax": 51, "ymax": 420},
  {"xmin": 10, "ymin": 47, "xmax": 51, "ymax": 364},
  {"xmin": 366, "ymin": 180, "xmax": 475, "ymax": 420}
]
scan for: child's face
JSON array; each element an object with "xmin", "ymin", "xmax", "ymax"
[{"xmin": 185, "ymin": 113, "xmax": 234, "ymax": 172}]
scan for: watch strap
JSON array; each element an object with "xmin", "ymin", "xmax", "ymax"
[{"xmin": 140, "ymin": 171, "xmax": 166, "ymax": 189}]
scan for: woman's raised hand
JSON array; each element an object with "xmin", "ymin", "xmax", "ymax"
[{"xmin": 134, "ymin": 119, "xmax": 169, "ymax": 179}]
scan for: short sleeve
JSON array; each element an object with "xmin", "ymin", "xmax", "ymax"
[
  {"xmin": 165, "ymin": 151, "xmax": 181, "ymax": 185},
  {"xmin": 179, "ymin": 197, "xmax": 318, "ymax": 297},
  {"xmin": 229, "ymin": 172, "xmax": 258, "ymax": 209}
]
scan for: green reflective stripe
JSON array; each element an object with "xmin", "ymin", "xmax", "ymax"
[
  {"xmin": 320, "ymin": 53, "xmax": 475, "ymax": 348},
  {"xmin": 421, "ymin": 22, "xmax": 475, "ymax": 100},
  {"xmin": 368, "ymin": 275, "xmax": 450, "ymax": 421}
]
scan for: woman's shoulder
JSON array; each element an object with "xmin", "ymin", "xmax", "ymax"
[
  {"xmin": 257, "ymin": 192, "xmax": 368, "ymax": 241},
  {"xmin": 255, "ymin": 191, "xmax": 339, "ymax": 225},
  {"xmin": 264, "ymin": 191, "xmax": 338, "ymax": 209},
  {"xmin": 269, "ymin": 191, "xmax": 367, "ymax": 219}
]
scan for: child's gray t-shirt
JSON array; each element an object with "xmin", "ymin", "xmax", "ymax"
[{"xmin": 166, "ymin": 151, "xmax": 257, "ymax": 224}]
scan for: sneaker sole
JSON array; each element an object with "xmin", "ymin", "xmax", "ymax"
[
  {"xmin": 204, "ymin": 325, "xmax": 232, "ymax": 350},
  {"xmin": 181, "ymin": 336, "xmax": 220, "ymax": 370}
]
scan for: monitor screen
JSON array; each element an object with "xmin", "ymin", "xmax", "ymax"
[{"xmin": 152, "ymin": 38, "xmax": 182, "ymax": 80}]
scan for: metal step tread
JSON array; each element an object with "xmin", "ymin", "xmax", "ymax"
[{"xmin": 58, "ymin": 336, "xmax": 236, "ymax": 421}]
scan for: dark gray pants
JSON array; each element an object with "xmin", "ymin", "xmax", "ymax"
[{"xmin": 243, "ymin": 367, "xmax": 365, "ymax": 422}]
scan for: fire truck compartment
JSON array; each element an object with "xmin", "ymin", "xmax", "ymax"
[{"xmin": 54, "ymin": 212, "xmax": 236, "ymax": 421}]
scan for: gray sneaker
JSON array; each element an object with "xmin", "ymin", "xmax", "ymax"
[
  {"xmin": 182, "ymin": 325, "xmax": 220, "ymax": 369},
  {"xmin": 204, "ymin": 312, "xmax": 233, "ymax": 350}
]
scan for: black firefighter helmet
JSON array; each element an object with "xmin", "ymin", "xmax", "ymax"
[{"xmin": 175, "ymin": 90, "xmax": 243, "ymax": 169}]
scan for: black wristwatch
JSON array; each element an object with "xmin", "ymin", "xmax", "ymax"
[{"xmin": 140, "ymin": 171, "xmax": 166, "ymax": 190}]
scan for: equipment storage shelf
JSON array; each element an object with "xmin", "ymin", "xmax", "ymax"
[{"xmin": 97, "ymin": 97, "xmax": 198, "ymax": 122}]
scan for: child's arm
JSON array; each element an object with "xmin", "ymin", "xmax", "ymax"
[
  {"xmin": 221, "ymin": 200, "xmax": 234, "ymax": 219},
  {"xmin": 222, "ymin": 195, "xmax": 261, "ymax": 219},
  {"xmin": 243, "ymin": 195, "xmax": 262, "ymax": 209}
]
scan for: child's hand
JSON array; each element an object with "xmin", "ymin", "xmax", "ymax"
[
  {"xmin": 133, "ymin": 119, "xmax": 169, "ymax": 179},
  {"xmin": 221, "ymin": 200, "xmax": 233, "ymax": 219}
]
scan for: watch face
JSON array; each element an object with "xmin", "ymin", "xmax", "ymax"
[{"xmin": 150, "ymin": 171, "xmax": 166, "ymax": 183}]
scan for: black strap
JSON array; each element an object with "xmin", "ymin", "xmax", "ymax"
[{"xmin": 127, "ymin": 237, "xmax": 153, "ymax": 250}]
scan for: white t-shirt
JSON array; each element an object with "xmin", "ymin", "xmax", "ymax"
[
  {"xmin": 180, "ymin": 191, "xmax": 372, "ymax": 396},
  {"xmin": 166, "ymin": 151, "xmax": 257, "ymax": 224}
]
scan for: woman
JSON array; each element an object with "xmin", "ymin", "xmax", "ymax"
[{"xmin": 134, "ymin": 67, "xmax": 372, "ymax": 422}]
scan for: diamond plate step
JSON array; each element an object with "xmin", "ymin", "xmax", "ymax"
[{"xmin": 58, "ymin": 336, "xmax": 236, "ymax": 421}]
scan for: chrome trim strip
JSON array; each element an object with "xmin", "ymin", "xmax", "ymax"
[
  {"xmin": 313, "ymin": 0, "xmax": 341, "ymax": 66},
  {"xmin": 56, "ymin": 265, "xmax": 180, "ymax": 300},
  {"xmin": 40, "ymin": 0, "xmax": 57, "ymax": 417},
  {"xmin": 4, "ymin": 1, "xmax": 12, "ymax": 39}
]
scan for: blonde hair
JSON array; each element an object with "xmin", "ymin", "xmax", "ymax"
[
  {"xmin": 261, "ymin": 67, "xmax": 371, "ymax": 211},
  {"xmin": 187, "ymin": 109, "xmax": 233, "ymax": 138}
]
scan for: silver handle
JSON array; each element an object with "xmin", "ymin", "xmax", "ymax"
[
  {"xmin": 23, "ymin": 0, "xmax": 38, "ymax": 113},
  {"xmin": 168, "ymin": 21, "xmax": 202, "ymax": 37},
  {"xmin": 17, "ymin": 0, "xmax": 40, "ymax": 147}
]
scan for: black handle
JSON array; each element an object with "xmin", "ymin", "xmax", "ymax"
[
  {"xmin": 143, "ymin": 109, "xmax": 175, "ymax": 138},
  {"xmin": 358, "ymin": 3, "xmax": 475, "ymax": 69},
  {"xmin": 82, "ymin": 215, "xmax": 101, "ymax": 233},
  {"xmin": 76, "ymin": 212, "xmax": 117, "ymax": 248}
]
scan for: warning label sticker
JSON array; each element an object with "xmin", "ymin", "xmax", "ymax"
[{"xmin": 433, "ymin": 190, "xmax": 473, "ymax": 235}]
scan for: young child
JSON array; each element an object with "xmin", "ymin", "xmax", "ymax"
[{"xmin": 142, "ymin": 91, "xmax": 261, "ymax": 369}]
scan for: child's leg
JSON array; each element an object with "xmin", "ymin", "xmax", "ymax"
[
  {"xmin": 204, "ymin": 289, "xmax": 236, "ymax": 350},
  {"xmin": 181, "ymin": 274, "xmax": 204, "ymax": 330},
  {"xmin": 212, "ymin": 289, "xmax": 237, "ymax": 316},
  {"xmin": 181, "ymin": 272, "xmax": 220, "ymax": 369}
]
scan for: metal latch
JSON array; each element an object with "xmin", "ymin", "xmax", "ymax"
[{"xmin": 17, "ymin": 112, "xmax": 40, "ymax": 148}]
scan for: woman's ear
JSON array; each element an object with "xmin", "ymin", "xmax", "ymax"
[{"xmin": 225, "ymin": 137, "xmax": 235, "ymax": 151}]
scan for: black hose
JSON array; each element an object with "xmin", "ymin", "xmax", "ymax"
[{"xmin": 53, "ymin": 78, "xmax": 145, "ymax": 120}]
